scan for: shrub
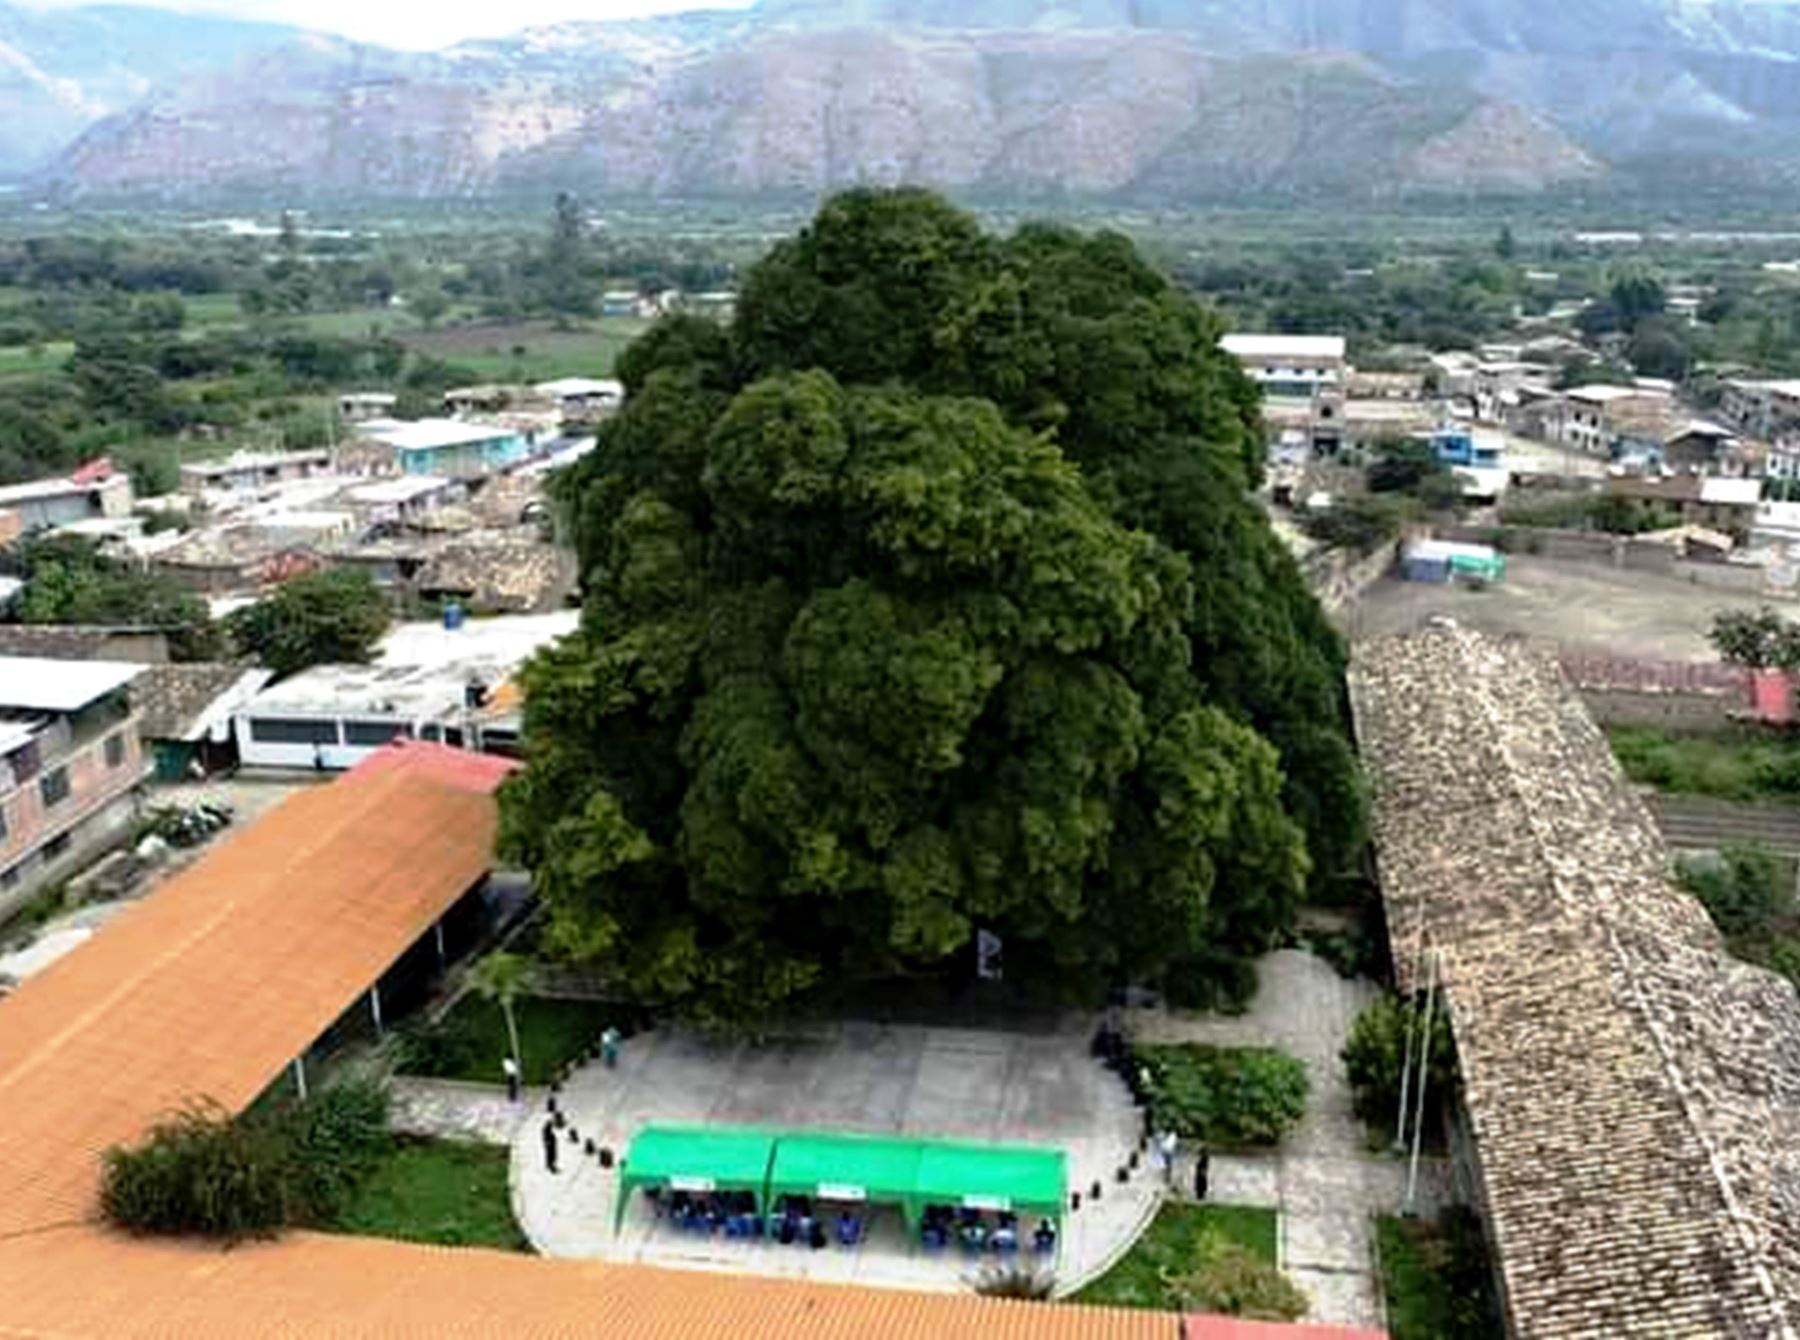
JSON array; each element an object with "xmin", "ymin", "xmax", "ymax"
[
  {"xmin": 283, "ymin": 1079, "xmax": 393, "ymax": 1220},
  {"xmin": 974, "ymin": 1264, "xmax": 1057, "ymax": 1299},
  {"xmin": 1677, "ymin": 842, "xmax": 1787, "ymax": 940},
  {"xmin": 1341, "ymin": 996, "xmax": 1457, "ymax": 1132},
  {"xmin": 1136, "ymin": 1044, "xmax": 1308, "ymax": 1147},
  {"xmin": 100, "ymin": 1100, "xmax": 291, "ymax": 1240},
  {"xmin": 101, "ymin": 1081, "xmax": 394, "ymax": 1239},
  {"xmin": 1164, "ymin": 953, "xmax": 1258, "ymax": 1015},
  {"xmin": 1163, "ymin": 1231, "xmax": 1309, "ymax": 1321}
]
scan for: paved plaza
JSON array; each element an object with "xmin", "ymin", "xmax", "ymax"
[{"xmin": 494, "ymin": 1018, "xmax": 1156, "ymax": 1295}]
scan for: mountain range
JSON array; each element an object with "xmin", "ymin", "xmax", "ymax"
[{"xmin": 13, "ymin": 0, "xmax": 1800, "ymax": 201}]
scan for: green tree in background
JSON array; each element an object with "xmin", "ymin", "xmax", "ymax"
[
  {"xmin": 227, "ymin": 568, "xmax": 392, "ymax": 678},
  {"xmin": 503, "ymin": 190, "xmax": 1360, "ymax": 1024},
  {"xmin": 467, "ymin": 951, "xmax": 532, "ymax": 1077}
]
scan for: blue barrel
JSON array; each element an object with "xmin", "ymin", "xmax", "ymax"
[{"xmin": 443, "ymin": 601, "xmax": 466, "ymax": 630}]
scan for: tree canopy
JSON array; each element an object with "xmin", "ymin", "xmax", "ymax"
[
  {"xmin": 503, "ymin": 189, "xmax": 1362, "ymax": 1023},
  {"xmin": 5, "ymin": 534, "xmax": 221, "ymax": 661},
  {"xmin": 226, "ymin": 568, "xmax": 391, "ymax": 678}
]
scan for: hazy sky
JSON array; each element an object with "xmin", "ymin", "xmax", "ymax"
[{"xmin": 17, "ymin": 0, "xmax": 754, "ymax": 49}]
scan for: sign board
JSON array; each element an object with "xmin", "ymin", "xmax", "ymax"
[
  {"xmin": 669, "ymin": 1176, "xmax": 716, "ymax": 1193},
  {"xmin": 961, "ymin": 1194, "xmax": 1011, "ymax": 1212},
  {"xmin": 817, "ymin": 1183, "xmax": 867, "ymax": 1202}
]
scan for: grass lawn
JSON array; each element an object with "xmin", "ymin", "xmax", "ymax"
[
  {"xmin": 1608, "ymin": 726, "xmax": 1800, "ymax": 804},
  {"xmin": 397, "ymin": 994, "xmax": 621, "ymax": 1087},
  {"xmin": 1074, "ymin": 1204, "xmax": 1278, "ymax": 1310},
  {"xmin": 398, "ymin": 316, "xmax": 652, "ymax": 380},
  {"xmin": 326, "ymin": 1137, "xmax": 528, "ymax": 1251},
  {"xmin": 0, "ymin": 340, "xmax": 71, "ymax": 378},
  {"xmin": 1376, "ymin": 1212, "xmax": 1503, "ymax": 1340}
]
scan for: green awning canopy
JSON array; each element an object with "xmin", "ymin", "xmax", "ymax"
[
  {"xmin": 912, "ymin": 1140, "xmax": 1067, "ymax": 1218},
  {"xmin": 765, "ymin": 1133, "xmax": 928, "ymax": 1228},
  {"xmin": 614, "ymin": 1125, "xmax": 776, "ymax": 1230}
]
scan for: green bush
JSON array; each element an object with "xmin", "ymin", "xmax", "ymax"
[
  {"xmin": 283, "ymin": 1079, "xmax": 392, "ymax": 1221},
  {"xmin": 101, "ymin": 1081, "xmax": 393, "ymax": 1240},
  {"xmin": 100, "ymin": 1100, "xmax": 291, "ymax": 1241},
  {"xmin": 1164, "ymin": 1231, "xmax": 1309, "ymax": 1321},
  {"xmin": 1677, "ymin": 843, "xmax": 1788, "ymax": 940},
  {"xmin": 1136, "ymin": 1044, "xmax": 1308, "ymax": 1147},
  {"xmin": 1342, "ymin": 996, "xmax": 1457, "ymax": 1132},
  {"xmin": 1163, "ymin": 953, "xmax": 1259, "ymax": 1015},
  {"xmin": 1378, "ymin": 1208, "xmax": 1504, "ymax": 1340}
]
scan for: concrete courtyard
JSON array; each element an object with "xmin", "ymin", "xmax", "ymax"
[{"xmin": 502, "ymin": 1019, "xmax": 1154, "ymax": 1295}]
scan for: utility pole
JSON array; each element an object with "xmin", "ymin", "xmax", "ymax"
[
  {"xmin": 1404, "ymin": 948, "xmax": 1440, "ymax": 1216},
  {"xmin": 1394, "ymin": 928, "xmax": 1428, "ymax": 1150}
]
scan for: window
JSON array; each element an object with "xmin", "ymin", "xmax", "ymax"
[
  {"xmin": 39, "ymin": 767, "xmax": 71, "ymax": 810},
  {"xmin": 343, "ymin": 720, "xmax": 411, "ymax": 747},
  {"xmin": 43, "ymin": 832, "xmax": 70, "ymax": 861},
  {"xmin": 419, "ymin": 724, "xmax": 443, "ymax": 743},
  {"xmin": 104, "ymin": 732, "xmax": 126, "ymax": 769},
  {"xmin": 0, "ymin": 800, "xmax": 7, "ymax": 843},
  {"xmin": 9, "ymin": 740, "xmax": 39, "ymax": 783},
  {"xmin": 248, "ymin": 718, "xmax": 340, "ymax": 746}
]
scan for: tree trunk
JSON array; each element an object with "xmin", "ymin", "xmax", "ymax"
[{"xmin": 502, "ymin": 999, "xmax": 523, "ymax": 1081}]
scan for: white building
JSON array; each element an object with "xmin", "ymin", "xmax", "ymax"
[
  {"xmin": 1220, "ymin": 334, "xmax": 1347, "ymax": 400},
  {"xmin": 533, "ymin": 378, "xmax": 623, "ymax": 418},
  {"xmin": 232, "ymin": 611, "xmax": 577, "ymax": 770}
]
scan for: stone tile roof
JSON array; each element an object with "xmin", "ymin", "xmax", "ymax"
[
  {"xmin": 0, "ymin": 624, "xmax": 170, "ymax": 661},
  {"xmin": 1350, "ymin": 626, "xmax": 1800, "ymax": 1337},
  {"xmin": 131, "ymin": 662, "xmax": 258, "ymax": 740}
]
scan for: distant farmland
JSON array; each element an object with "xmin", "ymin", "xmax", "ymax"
[{"xmin": 396, "ymin": 317, "xmax": 652, "ymax": 381}]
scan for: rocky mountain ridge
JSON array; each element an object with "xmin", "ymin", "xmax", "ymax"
[{"xmin": 25, "ymin": 0, "xmax": 1800, "ymax": 200}]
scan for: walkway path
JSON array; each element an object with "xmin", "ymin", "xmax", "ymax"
[
  {"xmin": 1132, "ymin": 949, "xmax": 1448, "ymax": 1330},
  {"xmin": 391, "ymin": 1075, "xmax": 540, "ymax": 1146}
]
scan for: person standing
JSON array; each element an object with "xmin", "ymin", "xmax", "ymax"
[
  {"xmin": 1193, "ymin": 1145, "xmax": 1211, "ymax": 1202},
  {"xmin": 1157, "ymin": 1129, "xmax": 1179, "ymax": 1186},
  {"xmin": 600, "ymin": 1025, "xmax": 622, "ymax": 1069},
  {"xmin": 502, "ymin": 1054, "xmax": 521, "ymax": 1103},
  {"xmin": 541, "ymin": 1118, "xmax": 560, "ymax": 1174}
]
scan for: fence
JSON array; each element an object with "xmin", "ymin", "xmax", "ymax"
[{"xmin": 1558, "ymin": 653, "xmax": 1753, "ymax": 729}]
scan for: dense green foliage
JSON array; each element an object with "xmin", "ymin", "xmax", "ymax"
[
  {"xmin": 1136, "ymin": 1043, "xmax": 1309, "ymax": 1147},
  {"xmin": 99, "ymin": 1081, "xmax": 391, "ymax": 1241},
  {"xmin": 226, "ymin": 568, "xmax": 392, "ymax": 677},
  {"xmin": 1609, "ymin": 726, "xmax": 1800, "ymax": 803},
  {"xmin": 1074, "ymin": 1204, "xmax": 1292, "ymax": 1316},
  {"xmin": 395, "ymin": 995, "xmax": 620, "ymax": 1087},
  {"xmin": 1164, "ymin": 1233, "xmax": 1310, "ymax": 1322},
  {"xmin": 4, "ymin": 534, "xmax": 221, "ymax": 661},
  {"xmin": 1376, "ymin": 1210, "xmax": 1505, "ymax": 1340},
  {"xmin": 1341, "ymin": 995, "xmax": 1459, "ymax": 1134},
  {"xmin": 1676, "ymin": 842, "xmax": 1800, "ymax": 990},
  {"xmin": 503, "ymin": 190, "xmax": 1361, "ymax": 1024},
  {"xmin": 100, "ymin": 1100, "xmax": 292, "ymax": 1240},
  {"xmin": 324, "ymin": 1138, "xmax": 528, "ymax": 1251},
  {"xmin": 1712, "ymin": 606, "xmax": 1800, "ymax": 671}
]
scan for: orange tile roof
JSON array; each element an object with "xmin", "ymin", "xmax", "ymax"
[
  {"xmin": 0, "ymin": 766, "xmax": 497, "ymax": 1237},
  {"xmin": 347, "ymin": 738, "xmax": 521, "ymax": 792},
  {"xmin": 0, "ymin": 1228, "xmax": 1173, "ymax": 1339}
]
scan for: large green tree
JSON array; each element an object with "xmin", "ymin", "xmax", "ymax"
[
  {"xmin": 227, "ymin": 568, "xmax": 391, "ymax": 678},
  {"xmin": 504, "ymin": 190, "xmax": 1361, "ymax": 1023},
  {"xmin": 8, "ymin": 534, "xmax": 221, "ymax": 661}
]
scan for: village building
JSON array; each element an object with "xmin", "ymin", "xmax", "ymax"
[
  {"xmin": 1603, "ymin": 474, "xmax": 1763, "ymax": 541},
  {"xmin": 231, "ymin": 610, "xmax": 577, "ymax": 770},
  {"xmin": 337, "ymin": 391, "xmax": 398, "ymax": 423},
  {"xmin": 1547, "ymin": 384, "xmax": 1674, "ymax": 455},
  {"xmin": 1721, "ymin": 377, "xmax": 1800, "ymax": 441},
  {"xmin": 178, "ymin": 448, "xmax": 332, "ymax": 498},
  {"xmin": 342, "ymin": 475, "xmax": 463, "ymax": 526},
  {"xmin": 0, "ymin": 460, "xmax": 132, "ymax": 533},
  {"xmin": 1352, "ymin": 627, "xmax": 1800, "ymax": 1337},
  {"xmin": 0, "ymin": 658, "xmax": 147, "ymax": 916},
  {"xmin": 354, "ymin": 418, "xmax": 539, "ymax": 478},
  {"xmin": 152, "ymin": 526, "xmax": 324, "ymax": 595},
  {"xmin": 533, "ymin": 376, "xmax": 624, "ymax": 421}
]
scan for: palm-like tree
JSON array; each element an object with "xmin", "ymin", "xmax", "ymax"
[{"xmin": 468, "ymin": 951, "xmax": 531, "ymax": 1082}]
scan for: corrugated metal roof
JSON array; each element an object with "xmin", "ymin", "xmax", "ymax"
[
  {"xmin": 347, "ymin": 739, "xmax": 519, "ymax": 793},
  {"xmin": 0, "ymin": 766, "xmax": 497, "ymax": 1237},
  {"xmin": 0, "ymin": 1229, "xmax": 1173, "ymax": 1339},
  {"xmin": 0, "ymin": 656, "xmax": 146, "ymax": 712}
]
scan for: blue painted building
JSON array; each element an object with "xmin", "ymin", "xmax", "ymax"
[
  {"xmin": 363, "ymin": 420, "xmax": 535, "ymax": 479},
  {"xmin": 1427, "ymin": 427, "xmax": 1503, "ymax": 470}
]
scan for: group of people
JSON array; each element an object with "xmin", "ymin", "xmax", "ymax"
[
  {"xmin": 771, "ymin": 1195, "xmax": 863, "ymax": 1249},
  {"xmin": 648, "ymin": 1188, "xmax": 764, "ymax": 1238},
  {"xmin": 918, "ymin": 1206, "xmax": 1056, "ymax": 1258}
]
